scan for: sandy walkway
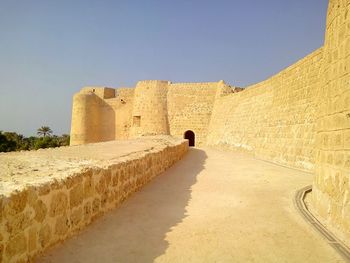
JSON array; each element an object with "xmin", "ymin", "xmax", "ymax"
[{"xmin": 39, "ymin": 148, "xmax": 344, "ymax": 263}]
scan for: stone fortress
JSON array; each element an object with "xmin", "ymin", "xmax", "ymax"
[
  {"xmin": 0, "ymin": 0, "xmax": 349, "ymax": 262},
  {"xmin": 70, "ymin": 80, "xmax": 243, "ymax": 147},
  {"xmin": 71, "ymin": 0, "xmax": 350, "ymax": 245}
]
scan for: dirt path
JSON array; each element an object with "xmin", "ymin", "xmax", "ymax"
[{"xmin": 39, "ymin": 148, "xmax": 344, "ymax": 263}]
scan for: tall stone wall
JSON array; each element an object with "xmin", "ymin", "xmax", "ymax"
[
  {"xmin": 106, "ymin": 88, "xmax": 135, "ymax": 140},
  {"xmin": 167, "ymin": 82, "xmax": 222, "ymax": 146},
  {"xmin": 207, "ymin": 48, "xmax": 324, "ymax": 171},
  {"xmin": 0, "ymin": 138, "xmax": 188, "ymax": 263},
  {"xmin": 312, "ymin": 0, "xmax": 350, "ymax": 239}
]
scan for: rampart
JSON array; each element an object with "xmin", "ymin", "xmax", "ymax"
[
  {"xmin": 0, "ymin": 136, "xmax": 188, "ymax": 262},
  {"xmin": 207, "ymin": 48, "xmax": 324, "ymax": 171},
  {"xmin": 311, "ymin": 0, "xmax": 350, "ymax": 241}
]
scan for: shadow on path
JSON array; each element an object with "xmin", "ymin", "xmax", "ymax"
[{"xmin": 40, "ymin": 148, "xmax": 207, "ymax": 263}]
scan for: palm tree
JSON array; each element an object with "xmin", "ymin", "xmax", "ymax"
[{"xmin": 37, "ymin": 126, "xmax": 53, "ymax": 137}]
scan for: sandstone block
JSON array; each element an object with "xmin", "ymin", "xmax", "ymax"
[
  {"xmin": 49, "ymin": 192, "xmax": 68, "ymax": 217},
  {"xmin": 55, "ymin": 215, "xmax": 70, "ymax": 236},
  {"xmin": 28, "ymin": 226, "xmax": 37, "ymax": 253},
  {"xmin": 104, "ymin": 169, "xmax": 112, "ymax": 185},
  {"xmin": 95, "ymin": 175, "xmax": 106, "ymax": 194},
  {"xmin": 6, "ymin": 210, "xmax": 33, "ymax": 236},
  {"xmin": 71, "ymin": 207, "xmax": 83, "ymax": 227},
  {"xmin": 92, "ymin": 198, "xmax": 100, "ymax": 214},
  {"xmin": 70, "ymin": 183, "xmax": 84, "ymax": 208},
  {"xmin": 84, "ymin": 176, "xmax": 94, "ymax": 198},
  {"xmin": 83, "ymin": 201, "xmax": 91, "ymax": 222},
  {"xmin": 34, "ymin": 199, "xmax": 47, "ymax": 223},
  {"xmin": 344, "ymin": 129, "xmax": 350, "ymax": 149},
  {"xmin": 5, "ymin": 233, "xmax": 27, "ymax": 258},
  {"xmin": 38, "ymin": 183, "xmax": 51, "ymax": 196},
  {"xmin": 0, "ymin": 199, "xmax": 2, "ymax": 224},
  {"xmin": 39, "ymin": 224, "xmax": 51, "ymax": 249},
  {"xmin": 112, "ymin": 170, "xmax": 120, "ymax": 187},
  {"xmin": 27, "ymin": 187, "xmax": 38, "ymax": 207},
  {"xmin": 65, "ymin": 174, "xmax": 84, "ymax": 189},
  {"xmin": 4, "ymin": 190, "xmax": 28, "ymax": 217},
  {"xmin": 0, "ymin": 244, "xmax": 3, "ymax": 263}
]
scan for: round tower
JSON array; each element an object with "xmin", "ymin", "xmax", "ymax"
[
  {"xmin": 70, "ymin": 91, "xmax": 101, "ymax": 145},
  {"xmin": 130, "ymin": 80, "xmax": 170, "ymax": 137}
]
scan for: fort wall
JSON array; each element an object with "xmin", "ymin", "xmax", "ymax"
[
  {"xmin": 311, "ymin": 0, "xmax": 350, "ymax": 239},
  {"xmin": 167, "ymin": 82, "xmax": 221, "ymax": 145},
  {"xmin": 112, "ymin": 88, "xmax": 135, "ymax": 140},
  {"xmin": 0, "ymin": 137, "xmax": 188, "ymax": 262},
  {"xmin": 207, "ymin": 48, "xmax": 324, "ymax": 171}
]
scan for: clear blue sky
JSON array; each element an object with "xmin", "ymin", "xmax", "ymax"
[{"xmin": 0, "ymin": 0, "xmax": 328, "ymax": 136}]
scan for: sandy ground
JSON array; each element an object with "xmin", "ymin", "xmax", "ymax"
[
  {"xmin": 0, "ymin": 136, "xmax": 181, "ymax": 197},
  {"xmin": 38, "ymin": 147, "xmax": 344, "ymax": 263}
]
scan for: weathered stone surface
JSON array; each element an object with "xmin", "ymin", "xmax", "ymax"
[
  {"xmin": 92, "ymin": 198, "xmax": 100, "ymax": 214},
  {"xmin": 38, "ymin": 183, "xmax": 51, "ymax": 196},
  {"xmin": 71, "ymin": 207, "xmax": 83, "ymax": 227},
  {"xmin": 4, "ymin": 190, "xmax": 28, "ymax": 217},
  {"xmin": 49, "ymin": 192, "xmax": 68, "ymax": 217},
  {"xmin": 0, "ymin": 199, "xmax": 2, "ymax": 224},
  {"xmin": 0, "ymin": 244, "xmax": 3, "ymax": 263},
  {"xmin": 65, "ymin": 174, "xmax": 83, "ymax": 189},
  {"xmin": 83, "ymin": 175, "xmax": 94, "ymax": 198},
  {"xmin": 27, "ymin": 187, "xmax": 38, "ymax": 207},
  {"xmin": 69, "ymin": 183, "xmax": 84, "ymax": 208},
  {"xmin": 95, "ymin": 175, "xmax": 106, "ymax": 195},
  {"xmin": 34, "ymin": 199, "xmax": 47, "ymax": 223},
  {"xmin": 55, "ymin": 215, "xmax": 70, "ymax": 236},
  {"xmin": 5, "ymin": 233, "xmax": 27, "ymax": 258},
  {"xmin": 83, "ymin": 202, "xmax": 91, "ymax": 222},
  {"xmin": 28, "ymin": 226, "xmax": 37, "ymax": 253},
  {"xmin": 112, "ymin": 170, "xmax": 120, "ymax": 187},
  {"xmin": 39, "ymin": 224, "xmax": 51, "ymax": 249},
  {"xmin": 6, "ymin": 210, "xmax": 33, "ymax": 235}
]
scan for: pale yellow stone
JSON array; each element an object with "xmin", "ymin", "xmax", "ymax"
[
  {"xmin": 39, "ymin": 224, "xmax": 51, "ymax": 249},
  {"xmin": 6, "ymin": 211, "xmax": 33, "ymax": 236},
  {"xmin": 5, "ymin": 233, "xmax": 27, "ymax": 258},
  {"xmin": 69, "ymin": 183, "xmax": 84, "ymax": 208},
  {"xmin": 28, "ymin": 226, "xmax": 37, "ymax": 253},
  {"xmin": 34, "ymin": 199, "xmax": 47, "ymax": 223},
  {"xmin": 55, "ymin": 215, "xmax": 70, "ymax": 236},
  {"xmin": 49, "ymin": 192, "xmax": 68, "ymax": 217}
]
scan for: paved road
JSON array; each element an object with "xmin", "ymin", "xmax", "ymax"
[{"xmin": 39, "ymin": 148, "xmax": 344, "ymax": 263}]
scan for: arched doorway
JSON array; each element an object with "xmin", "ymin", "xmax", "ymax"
[{"xmin": 184, "ymin": 130, "xmax": 195, "ymax": 147}]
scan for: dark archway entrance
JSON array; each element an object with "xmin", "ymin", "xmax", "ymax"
[{"xmin": 184, "ymin": 130, "xmax": 195, "ymax": 147}]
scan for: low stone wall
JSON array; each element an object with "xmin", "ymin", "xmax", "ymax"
[{"xmin": 0, "ymin": 137, "xmax": 188, "ymax": 263}]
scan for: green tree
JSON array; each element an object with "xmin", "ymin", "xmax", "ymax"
[
  {"xmin": 58, "ymin": 134, "xmax": 70, "ymax": 146},
  {"xmin": 34, "ymin": 136, "xmax": 59, "ymax": 150},
  {"xmin": 0, "ymin": 131, "xmax": 17, "ymax": 152},
  {"xmin": 37, "ymin": 126, "xmax": 53, "ymax": 137},
  {"xmin": 3, "ymin": 132, "xmax": 27, "ymax": 150}
]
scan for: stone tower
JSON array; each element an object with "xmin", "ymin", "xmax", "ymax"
[{"xmin": 130, "ymin": 80, "xmax": 170, "ymax": 137}]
